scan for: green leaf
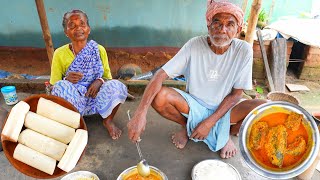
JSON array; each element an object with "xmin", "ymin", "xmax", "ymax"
[
  {"xmin": 256, "ymin": 86, "xmax": 264, "ymax": 94},
  {"xmin": 258, "ymin": 9, "xmax": 269, "ymax": 22}
]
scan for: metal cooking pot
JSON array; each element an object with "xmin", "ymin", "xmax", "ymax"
[
  {"xmin": 239, "ymin": 101, "xmax": 320, "ymax": 179},
  {"xmin": 117, "ymin": 165, "xmax": 168, "ymax": 180}
]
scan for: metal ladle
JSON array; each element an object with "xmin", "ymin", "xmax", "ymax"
[{"xmin": 127, "ymin": 110, "xmax": 151, "ymax": 177}]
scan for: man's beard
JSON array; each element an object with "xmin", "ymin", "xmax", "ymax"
[{"xmin": 208, "ymin": 34, "xmax": 232, "ymax": 47}]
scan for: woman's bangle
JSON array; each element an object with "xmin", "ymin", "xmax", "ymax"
[{"xmin": 97, "ymin": 78, "xmax": 105, "ymax": 84}]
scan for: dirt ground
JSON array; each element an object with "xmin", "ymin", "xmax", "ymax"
[
  {"xmin": 0, "ymin": 83, "xmax": 320, "ymax": 179},
  {"xmin": 282, "ymin": 70, "xmax": 320, "ymax": 114},
  {"xmin": 1, "ymin": 93, "xmax": 320, "ymax": 180}
]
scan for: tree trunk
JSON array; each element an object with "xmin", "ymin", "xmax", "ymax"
[
  {"xmin": 35, "ymin": 0, "xmax": 54, "ymax": 66},
  {"xmin": 268, "ymin": 0, "xmax": 275, "ymax": 24},
  {"xmin": 245, "ymin": 0, "xmax": 262, "ymax": 46},
  {"xmin": 242, "ymin": 0, "xmax": 249, "ymax": 13}
]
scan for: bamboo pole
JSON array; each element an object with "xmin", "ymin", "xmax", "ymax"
[
  {"xmin": 35, "ymin": 0, "xmax": 54, "ymax": 66},
  {"xmin": 242, "ymin": 0, "xmax": 249, "ymax": 14},
  {"xmin": 244, "ymin": 0, "xmax": 262, "ymax": 46},
  {"xmin": 268, "ymin": 0, "xmax": 275, "ymax": 24}
]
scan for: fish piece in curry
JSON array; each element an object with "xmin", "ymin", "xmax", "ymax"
[
  {"xmin": 286, "ymin": 135, "xmax": 307, "ymax": 156},
  {"xmin": 249, "ymin": 121, "xmax": 269, "ymax": 150},
  {"xmin": 285, "ymin": 112, "xmax": 303, "ymax": 131},
  {"xmin": 265, "ymin": 125, "xmax": 287, "ymax": 168}
]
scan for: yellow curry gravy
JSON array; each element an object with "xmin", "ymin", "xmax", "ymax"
[
  {"xmin": 248, "ymin": 112, "xmax": 312, "ymax": 171},
  {"xmin": 122, "ymin": 168, "xmax": 162, "ymax": 180}
]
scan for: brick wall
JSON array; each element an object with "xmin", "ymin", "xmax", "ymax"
[
  {"xmin": 252, "ymin": 40, "xmax": 294, "ymax": 82},
  {"xmin": 299, "ymin": 46, "xmax": 320, "ymax": 81},
  {"xmin": 303, "ymin": 46, "xmax": 320, "ymax": 67}
]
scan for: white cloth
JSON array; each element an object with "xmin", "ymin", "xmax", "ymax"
[
  {"xmin": 162, "ymin": 36, "xmax": 253, "ymax": 109},
  {"xmin": 266, "ymin": 19, "xmax": 320, "ymax": 48}
]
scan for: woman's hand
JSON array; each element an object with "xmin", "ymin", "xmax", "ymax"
[
  {"xmin": 85, "ymin": 79, "xmax": 103, "ymax": 98},
  {"xmin": 65, "ymin": 72, "xmax": 83, "ymax": 84}
]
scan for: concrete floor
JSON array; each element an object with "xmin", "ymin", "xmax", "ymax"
[{"xmin": 0, "ymin": 92, "xmax": 320, "ymax": 180}]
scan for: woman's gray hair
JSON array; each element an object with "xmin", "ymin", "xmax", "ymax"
[{"xmin": 62, "ymin": 10, "xmax": 90, "ymax": 29}]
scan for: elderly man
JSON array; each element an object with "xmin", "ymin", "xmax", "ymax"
[{"xmin": 127, "ymin": 0, "xmax": 265, "ymax": 158}]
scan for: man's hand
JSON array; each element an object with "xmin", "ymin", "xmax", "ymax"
[
  {"xmin": 65, "ymin": 72, "xmax": 83, "ymax": 84},
  {"xmin": 190, "ymin": 119, "xmax": 214, "ymax": 140},
  {"xmin": 85, "ymin": 79, "xmax": 103, "ymax": 98},
  {"xmin": 126, "ymin": 69, "xmax": 168, "ymax": 142},
  {"xmin": 127, "ymin": 114, "xmax": 147, "ymax": 142}
]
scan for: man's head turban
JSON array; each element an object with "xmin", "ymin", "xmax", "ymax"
[{"xmin": 206, "ymin": 0, "xmax": 244, "ymax": 27}]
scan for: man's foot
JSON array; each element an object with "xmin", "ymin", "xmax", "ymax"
[
  {"xmin": 103, "ymin": 119, "xmax": 122, "ymax": 140},
  {"xmin": 171, "ymin": 128, "xmax": 188, "ymax": 149},
  {"xmin": 220, "ymin": 138, "xmax": 237, "ymax": 159}
]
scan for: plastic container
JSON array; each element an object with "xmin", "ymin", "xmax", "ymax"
[
  {"xmin": 1, "ymin": 86, "xmax": 18, "ymax": 105},
  {"xmin": 44, "ymin": 81, "xmax": 52, "ymax": 95}
]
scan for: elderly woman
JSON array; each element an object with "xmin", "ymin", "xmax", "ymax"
[{"xmin": 50, "ymin": 10, "xmax": 127, "ymax": 140}]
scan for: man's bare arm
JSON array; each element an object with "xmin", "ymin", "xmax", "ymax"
[
  {"xmin": 207, "ymin": 88, "xmax": 243, "ymax": 126},
  {"xmin": 127, "ymin": 69, "xmax": 169, "ymax": 141},
  {"xmin": 136, "ymin": 69, "xmax": 168, "ymax": 116}
]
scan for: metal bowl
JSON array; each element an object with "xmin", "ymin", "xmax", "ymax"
[
  {"xmin": 61, "ymin": 171, "xmax": 99, "ymax": 180},
  {"xmin": 117, "ymin": 165, "xmax": 168, "ymax": 180},
  {"xmin": 239, "ymin": 101, "xmax": 320, "ymax": 179}
]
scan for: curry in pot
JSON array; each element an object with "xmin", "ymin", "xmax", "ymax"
[
  {"xmin": 124, "ymin": 173, "xmax": 161, "ymax": 180},
  {"xmin": 248, "ymin": 112, "xmax": 312, "ymax": 170},
  {"xmin": 122, "ymin": 168, "xmax": 163, "ymax": 180}
]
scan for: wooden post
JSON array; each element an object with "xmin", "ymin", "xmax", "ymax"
[
  {"xmin": 245, "ymin": 0, "xmax": 262, "ymax": 46},
  {"xmin": 242, "ymin": 0, "xmax": 249, "ymax": 14},
  {"xmin": 257, "ymin": 29, "xmax": 275, "ymax": 92},
  {"xmin": 270, "ymin": 38, "xmax": 287, "ymax": 92},
  {"xmin": 35, "ymin": 0, "xmax": 54, "ymax": 66},
  {"xmin": 267, "ymin": 0, "xmax": 275, "ymax": 24}
]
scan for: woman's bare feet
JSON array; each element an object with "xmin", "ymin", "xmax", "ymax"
[
  {"xmin": 103, "ymin": 119, "xmax": 122, "ymax": 140},
  {"xmin": 171, "ymin": 128, "xmax": 188, "ymax": 149},
  {"xmin": 220, "ymin": 138, "xmax": 237, "ymax": 159}
]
